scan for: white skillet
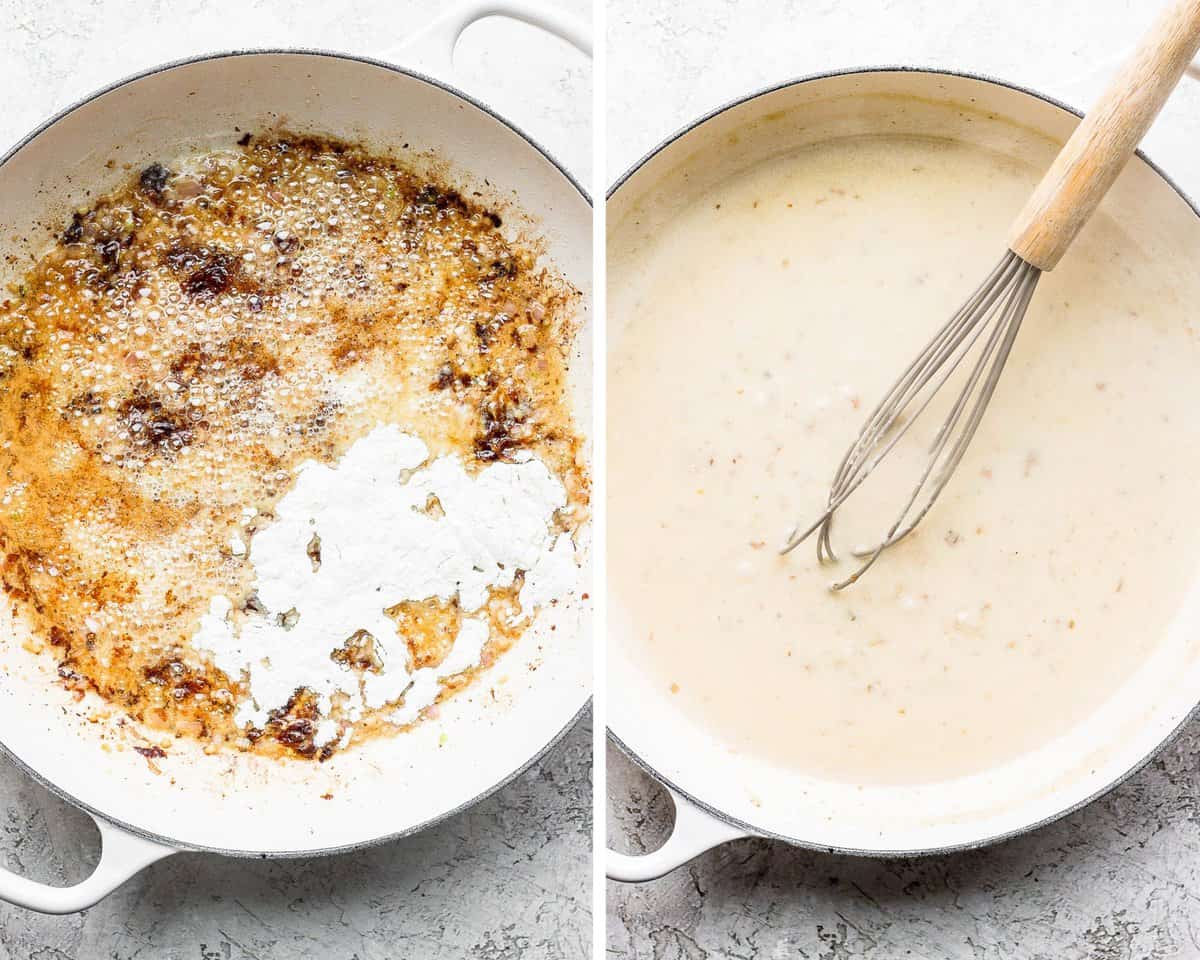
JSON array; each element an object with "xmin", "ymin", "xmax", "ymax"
[
  {"xmin": 607, "ymin": 67, "xmax": 1200, "ymax": 881},
  {"xmin": 0, "ymin": 0, "xmax": 592, "ymax": 913}
]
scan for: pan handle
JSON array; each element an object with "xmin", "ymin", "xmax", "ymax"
[
  {"xmin": 396, "ymin": 0, "xmax": 592, "ymax": 78},
  {"xmin": 607, "ymin": 784, "xmax": 751, "ymax": 882},
  {"xmin": 0, "ymin": 812, "xmax": 175, "ymax": 914}
]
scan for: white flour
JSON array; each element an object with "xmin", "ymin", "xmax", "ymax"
[{"xmin": 194, "ymin": 423, "xmax": 573, "ymax": 743}]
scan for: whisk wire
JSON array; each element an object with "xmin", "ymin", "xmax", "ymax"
[
  {"xmin": 835, "ymin": 254, "xmax": 1020, "ymax": 485},
  {"xmin": 825, "ymin": 268, "xmax": 1028, "ymax": 588},
  {"xmin": 783, "ymin": 252, "xmax": 1020, "ymax": 555},
  {"xmin": 811, "ymin": 254, "xmax": 1025, "ymax": 564},
  {"xmin": 844, "ymin": 264, "xmax": 1039, "ymax": 582},
  {"xmin": 781, "ymin": 251, "xmax": 1042, "ymax": 589}
]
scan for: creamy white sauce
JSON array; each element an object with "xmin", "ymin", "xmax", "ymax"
[
  {"xmin": 609, "ymin": 133, "xmax": 1200, "ymax": 785},
  {"xmin": 194, "ymin": 424, "xmax": 571, "ymax": 741}
]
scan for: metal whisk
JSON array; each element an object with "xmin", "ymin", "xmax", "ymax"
[
  {"xmin": 782, "ymin": 0, "xmax": 1200, "ymax": 589},
  {"xmin": 782, "ymin": 253, "xmax": 1040, "ymax": 589}
]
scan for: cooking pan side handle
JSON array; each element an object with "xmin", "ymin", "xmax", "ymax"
[
  {"xmin": 395, "ymin": 0, "xmax": 592, "ymax": 78},
  {"xmin": 0, "ymin": 814, "xmax": 175, "ymax": 914},
  {"xmin": 607, "ymin": 785, "xmax": 751, "ymax": 882}
]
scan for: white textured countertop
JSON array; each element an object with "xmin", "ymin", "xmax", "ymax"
[
  {"xmin": 606, "ymin": 1, "xmax": 1200, "ymax": 957},
  {"xmin": 0, "ymin": 0, "xmax": 592, "ymax": 956}
]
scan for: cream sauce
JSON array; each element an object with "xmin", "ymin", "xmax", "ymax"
[{"xmin": 609, "ymin": 133, "xmax": 1200, "ymax": 784}]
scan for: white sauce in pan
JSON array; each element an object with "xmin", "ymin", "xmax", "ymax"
[{"xmin": 609, "ymin": 133, "xmax": 1200, "ymax": 784}]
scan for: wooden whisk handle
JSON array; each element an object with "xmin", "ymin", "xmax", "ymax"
[{"xmin": 1008, "ymin": 0, "xmax": 1200, "ymax": 271}]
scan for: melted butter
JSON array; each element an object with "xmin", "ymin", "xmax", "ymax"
[
  {"xmin": 0, "ymin": 134, "xmax": 587, "ymax": 759},
  {"xmin": 609, "ymin": 133, "xmax": 1200, "ymax": 784}
]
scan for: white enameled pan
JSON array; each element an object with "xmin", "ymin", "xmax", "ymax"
[
  {"xmin": 607, "ymin": 67, "xmax": 1200, "ymax": 881},
  {"xmin": 0, "ymin": 0, "xmax": 591, "ymax": 913}
]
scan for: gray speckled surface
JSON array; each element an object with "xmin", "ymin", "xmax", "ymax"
[
  {"xmin": 606, "ymin": 0, "xmax": 1200, "ymax": 956},
  {"xmin": 0, "ymin": 0, "xmax": 592, "ymax": 955},
  {"xmin": 0, "ymin": 713, "xmax": 590, "ymax": 959},
  {"xmin": 608, "ymin": 727, "xmax": 1200, "ymax": 958}
]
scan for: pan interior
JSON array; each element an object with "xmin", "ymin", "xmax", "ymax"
[{"xmin": 0, "ymin": 51, "xmax": 592, "ymax": 855}]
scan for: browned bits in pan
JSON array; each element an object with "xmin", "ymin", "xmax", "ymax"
[{"xmin": 0, "ymin": 132, "xmax": 586, "ymax": 760}]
